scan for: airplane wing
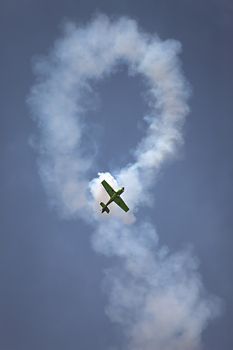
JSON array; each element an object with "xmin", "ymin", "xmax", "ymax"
[
  {"xmin": 101, "ymin": 180, "xmax": 116, "ymax": 197},
  {"xmin": 114, "ymin": 196, "xmax": 129, "ymax": 212}
]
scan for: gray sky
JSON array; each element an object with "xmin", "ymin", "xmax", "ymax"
[{"xmin": 1, "ymin": 1, "xmax": 233, "ymax": 349}]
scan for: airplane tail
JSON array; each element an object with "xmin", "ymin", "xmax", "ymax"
[{"xmin": 100, "ymin": 202, "xmax": 110, "ymax": 214}]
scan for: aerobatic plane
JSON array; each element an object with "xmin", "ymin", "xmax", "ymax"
[{"xmin": 100, "ymin": 180, "xmax": 129, "ymax": 214}]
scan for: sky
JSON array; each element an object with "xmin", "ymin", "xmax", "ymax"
[{"xmin": 1, "ymin": 1, "xmax": 233, "ymax": 350}]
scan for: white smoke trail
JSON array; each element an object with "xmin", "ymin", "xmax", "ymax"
[{"xmin": 28, "ymin": 15, "xmax": 220, "ymax": 350}]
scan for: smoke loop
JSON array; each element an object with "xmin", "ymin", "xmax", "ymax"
[{"xmin": 29, "ymin": 15, "xmax": 220, "ymax": 350}]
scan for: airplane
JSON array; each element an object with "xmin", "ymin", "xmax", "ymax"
[{"xmin": 100, "ymin": 180, "xmax": 129, "ymax": 214}]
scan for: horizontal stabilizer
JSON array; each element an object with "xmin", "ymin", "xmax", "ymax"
[{"xmin": 100, "ymin": 202, "xmax": 110, "ymax": 214}]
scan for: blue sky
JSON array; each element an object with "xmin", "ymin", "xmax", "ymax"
[{"xmin": 1, "ymin": 1, "xmax": 233, "ymax": 349}]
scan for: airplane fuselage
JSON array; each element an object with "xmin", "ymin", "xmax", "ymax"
[{"xmin": 101, "ymin": 187, "xmax": 124, "ymax": 213}]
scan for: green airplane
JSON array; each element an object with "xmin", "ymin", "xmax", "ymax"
[{"xmin": 100, "ymin": 180, "xmax": 129, "ymax": 214}]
